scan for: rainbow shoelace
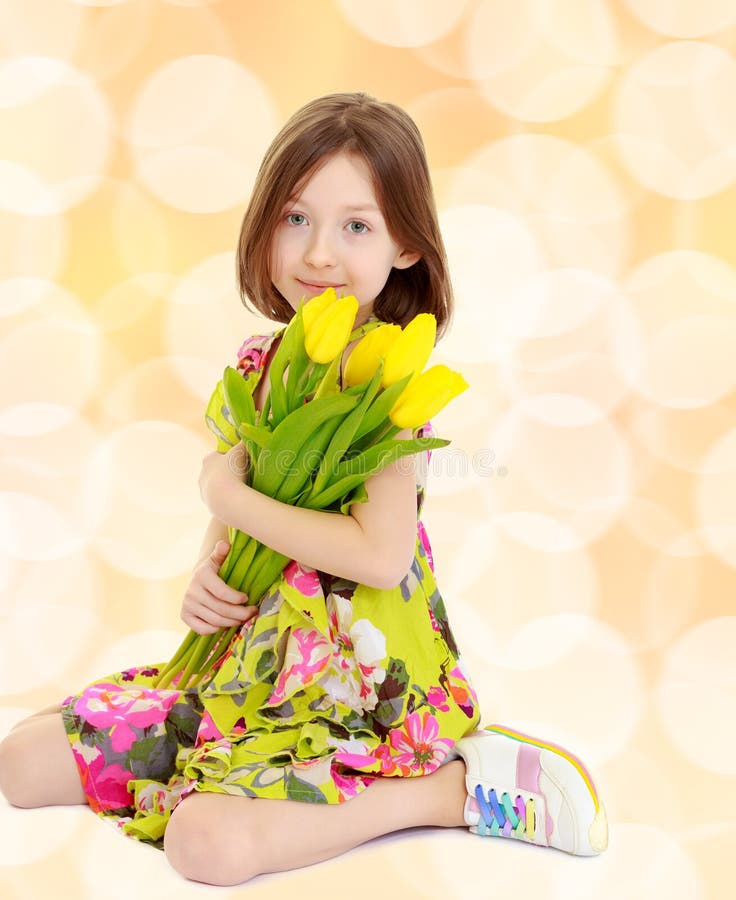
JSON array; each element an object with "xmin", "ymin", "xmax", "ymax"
[{"xmin": 474, "ymin": 785, "xmax": 536, "ymax": 839}]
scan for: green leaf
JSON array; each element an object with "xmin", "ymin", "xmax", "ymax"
[
  {"xmin": 307, "ymin": 436, "xmax": 450, "ymax": 510},
  {"xmin": 252, "ymin": 392, "xmax": 359, "ymax": 497},
  {"xmin": 238, "ymin": 421, "xmax": 274, "ymax": 452},
  {"xmin": 351, "ymin": 372, "xmax": 413, "ymax": 447},
  {"xmin": 338, "ymin": 480, "xmax": 369, "ymax": 515},
  {"xmin": 285, "ymin": 772, "xmax": 328, "ymax": 803},
  {"xmin": 255, "ymin": 648, "xmax": 277, "ymax": 680},
  {"xmin": 222, "ymin": 365, "xmax": 256, "ymax": 430},
  {"xmin": 127, "ymin": 736, "xmax": 160, "ymax": 763},
  {"xmin": 267, "ymin": 322, "xmax": 296, "ymax": 428},
  {"xmin": 311, "ymin": 361, "xmax": 384, "ymax": 496},
  {"xmin": 275, "ymin": 416, "xmax": 343, "ymax": 504},
  {"xmin": 285, "ymin": 309, "xmax": 309, "ymax": 411},
  {"xmin": 311, "ymin": 350, "xmax": 342, "ymax": 400}
]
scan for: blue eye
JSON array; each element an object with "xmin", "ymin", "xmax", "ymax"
[
  {"xmin": 348, "ymin": 221, "xmax": 369, "ymax": 234},
  {"xmin": 285, "ymin": 213, "xmax": 305, "ymax": 226}
]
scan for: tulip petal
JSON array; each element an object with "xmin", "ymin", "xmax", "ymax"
[
  {"xmin": 382, "ymin": 313, "xmax": 437, "ymax": 387},
  {"xmin": 344, "ymin": 323, "xmax": 402, "ymax": 387},
  {"xmin": 388, "ymin": 364, "xmax": 469, "ymax": 430}
]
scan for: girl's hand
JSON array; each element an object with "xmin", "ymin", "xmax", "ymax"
[
  {"xmin": 199, "ymin": 442, "xmax": 248, "ymax": 518},
  {"xmin": 181, "ymin": 540, "xmax": 257, "ymax": 635}
]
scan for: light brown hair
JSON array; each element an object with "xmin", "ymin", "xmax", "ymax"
[{"xmin": 236, "ymin": 91, "xmax": 454, "ymax": 341}]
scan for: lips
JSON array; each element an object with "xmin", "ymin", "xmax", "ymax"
[{"xmin": 298, "ymin": 279, "xmax": 344, "ymax": 289}]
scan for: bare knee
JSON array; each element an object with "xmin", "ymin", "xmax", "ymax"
[
  {"xmin": 0, "ymin": 729, "xmax": 35, "ymax": 807},
  {"xmin": 0, "ymin": 715, "xmax": 87, "ymax": 809},
  {"xmin": 164, "ymin": 792, "xmax": 259, "ymax": 886}
]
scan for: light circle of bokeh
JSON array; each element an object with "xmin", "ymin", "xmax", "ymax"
[
  {"xmin": 126, "ymin": 55, "xmax": 278, "ymax": 213},
  {"xmin": 695, "ymin": 428, "xmax": 736, "ymax": 569},
  {"xmin": 656, "ymin": 616, "xmax": 736, "ymax": 774},
  {"xmin": 613, "ymin": 40, "xmax": 736, "ymax": 199},
  {"xmin": 472, "ymin": 0, "xmax": 620, "ymax": 122},
  {"xmin": 0, "ymin": 56, "xmax": 114, "ymax": 214},
  {"xmin": 624, "ymin": 0, "xmax": 736, "ymax": 38},
  {"xmin": 80, "ymin": 422, "xmax": 211, "ymax": 579},
  {"xmin": 336, "ymin": 0, "xmax": 470, "ymax": 47}
]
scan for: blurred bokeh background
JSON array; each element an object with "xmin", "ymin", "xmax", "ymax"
[{"xmin": 1, "ymin": 1, "xmax": 735, "ymax": 897}]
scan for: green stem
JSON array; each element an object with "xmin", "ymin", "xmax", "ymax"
[
  {"xmin": 246, "ymin": 547, "xmax": 291, "ymax": 605},
  {"xmin": 178, "ymin": 632, "xmax": 219, "ymax": 690},
  {"xmin": 226, "ymin": 534, "xmax": 256, "ymax": 589},
  {"xmin": 261, "ymin": 390, "xmax": 271, "ymax": 428},
  {"xmin": 152, "ymin": 630, "xmax": 198, "ymax": 688},
  {"xmin": 237, "ymin": 541, "xmax": 270, "ymax": 594},
  {"xmin": 197, "ymin": 625, "xmax": 239, "ymax": 682},
  {"xmin": 221, "ymin": 529, "xmax": 249, "ymax": 582}
]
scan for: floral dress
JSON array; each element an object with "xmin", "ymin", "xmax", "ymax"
[{"xmin": 59, "ymin": 316, "xmax": 482, "ymax": 850}]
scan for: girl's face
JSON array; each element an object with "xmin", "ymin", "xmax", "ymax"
[{"xmin": 269, "ymin": 151, "xmax": 420, "ymax": 327}]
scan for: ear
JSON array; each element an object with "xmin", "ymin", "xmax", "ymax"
[{"xmin": 393, "ymin": 248, "xmax": 422, "ymax": 270}]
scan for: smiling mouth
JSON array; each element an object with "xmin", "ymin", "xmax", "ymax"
[{"xmin": 298, "ymin": 279, "xmax": 344, "ymax": 289}]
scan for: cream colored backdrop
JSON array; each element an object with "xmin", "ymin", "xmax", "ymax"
[{"xmin": 1, "ymin": 1, "xmax": 735, "ymax": 898}]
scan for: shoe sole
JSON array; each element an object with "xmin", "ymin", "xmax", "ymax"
[{"xmin": 482, "ymin": 723, "xmax": 608, "ymax": 854}]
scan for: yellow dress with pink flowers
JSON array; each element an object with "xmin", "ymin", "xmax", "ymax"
[{"xmin": 59, "ymin": 316, "xmax": 482, "ymax": 850}]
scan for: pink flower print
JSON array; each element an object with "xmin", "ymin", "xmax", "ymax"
[
  {"xmin": 194, "ymin": 709, "xmax": 224, "ymax": 748},
  {"xmin": 372, "ymin": 742, "xmax": 399, "ymax": 775},
  {"xmin": 417, "ymin": 519, "xmax": 435, "ymax": 574},
  {"xmin": 388, "ymin": 710, "xmax": 455, "ymax": 776},
  {"xmin": 267, "ymin": 627, "xmax": 331, "ymax": 705},
  {"xmin": 327, "ymin": 602, "xmax": 354, "ymax": 672},
  {"xmin": 448, "ymin": 656, "xmax": 478, "ymax": 708},
  {"xmin": 72, "ymin": 743, "xmax": 134, "ymax": 813},
  {"xmin": 331, "ymin": 766, "xmax": 375, "ymax": 801},
  {"xmin": 331, "ymin": 737, "xmax": 379, "ymax": 770},
  {"xmin": 422, "ymin": 420, "xmax": 436, "ymax": 463},
  {"xmin": 322, "ymin": 595, "xmax": 387, "ymax": 713},
  {"xmin": 235, "ymin": 337, "xmax": 267, "ymax": 373},
  {"xmin": 427, "ymin": 603, "xmax": 441, "ymax": 633},
  {"xmin": 427, "ymin": 685, "xmax": 450, "ymax": 712},
  {"xmin": 283, "ymin": 561, "xmax": 322, "ymax": 596},
  {"xmin": 73, "ymin": 685, "xmax": 181, "ymax": 754}
]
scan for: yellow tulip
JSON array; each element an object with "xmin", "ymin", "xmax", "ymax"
[
  {"xmin": 388, "ymin": 364, "xmax": 469, "ymax": 429},
  {"xmin": 382, "ymin": 313, "xmax": 436, "ymax": 387},
  {"xmin": 301, "ymin": 286, "xmax": 337, "ymax": 332},
  {"xmin": 304, "ymin": 295, "xmax": 359, "ymax": 364},
  {"xmin": 343, "ymin": 323, "xmax": 402, "ymax": 387}
]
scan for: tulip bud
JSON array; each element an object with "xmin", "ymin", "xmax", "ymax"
[
  {"xmin": 382, "ymin": 313, "xmax": 436, "ymax": 387},
  {"xmin": 302, "ymin": 287, "xmax": 338, "ymax": 333},
  {"xmin": 343, "ymin": 323, "xmax": 402, "ymax": 387},
  {"xmin": 304, "ymin": 296, "xmax": 359, "ymax": 364},
  {"xmin": 388, "ymin": 364, "xmax": 469, "ymax": 429}
]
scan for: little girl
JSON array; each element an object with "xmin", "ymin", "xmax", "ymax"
[{"xmin": 0, "ymin": 92, "xmax": 607, "ymax": 885}]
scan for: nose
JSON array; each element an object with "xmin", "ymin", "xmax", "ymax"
[{"xmin": 303, "ymin": 224, "xmax": 338, "ymax": 270}]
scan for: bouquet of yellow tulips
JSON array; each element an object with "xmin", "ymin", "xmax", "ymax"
[{"xmin": 152, "ymin": 289, "xmax": 468, "ymax": 690}]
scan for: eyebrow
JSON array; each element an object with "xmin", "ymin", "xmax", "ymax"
[{"xmin": 287, "ymin": 198, "xmax": 380, "ymax": 213}]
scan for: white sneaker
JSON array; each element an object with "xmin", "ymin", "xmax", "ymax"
[{"xmin": 452, "ymin": 724, "xmax": 608, "ymax": 857}]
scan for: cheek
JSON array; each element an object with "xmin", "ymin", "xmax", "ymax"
[
  {"xmin": 270, "ymin": 229, "xmax": 300, "ymax": 271},
  {"xmin": 268, "ymin": 237, "xmax": 285, "ymax": 281}
]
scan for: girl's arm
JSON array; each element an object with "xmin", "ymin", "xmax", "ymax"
[
  {"xmin": 192, "ymin": 515, "xmax": 229, "ymax": 570},
  {"xmin": 210, "ymin": 429, "xmax": 419, "ymax": 590}
]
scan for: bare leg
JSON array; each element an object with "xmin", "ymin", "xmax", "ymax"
[
  {"xmin": 164, "ymin": 759, "xmax": 469, "ymax": 886},
  {"xmin": 0, "ymin": 713, "xmax": 88, "ymax": 807},
  {"xmin": 9, "ymin": 703, "xmax": 64, "ymax": 733}
]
